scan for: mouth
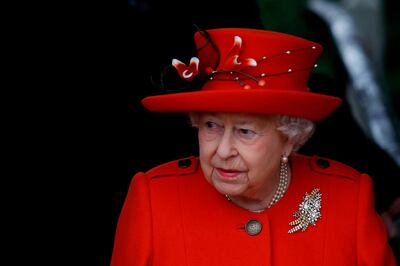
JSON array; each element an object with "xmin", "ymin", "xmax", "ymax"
[{"xmin": 215, "ymin": 168, "xmax": 244, "ymax": 180}]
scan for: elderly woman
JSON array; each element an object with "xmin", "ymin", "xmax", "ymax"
[{"xmin": 111, "ymin": 28, "xmax": 396, "ymax": 265}]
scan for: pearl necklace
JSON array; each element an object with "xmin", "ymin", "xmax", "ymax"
[{"xmin": 225, "ymin": 160, "xmax": 289, "ymax": 212}]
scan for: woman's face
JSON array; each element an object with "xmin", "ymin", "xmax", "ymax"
[{"xmin": 197, "ymin": 112, "xmax": 293, "ymax": 200}]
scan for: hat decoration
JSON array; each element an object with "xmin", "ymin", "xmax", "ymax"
[
  {"xmin": 163, "ymin": 28, "xmax": 319, "ymax": 92},
  {"xmin": 152, "ymin": 27, "xmax": 219, "ymax": 93},
  {"xmin": 172, "ymin": 57, "xmax": 200, "ymax": 82}
]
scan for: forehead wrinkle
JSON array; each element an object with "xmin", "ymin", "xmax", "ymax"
[{"xmin": 199, "ymin": 112, "xmax": 277, "ymax": 128}]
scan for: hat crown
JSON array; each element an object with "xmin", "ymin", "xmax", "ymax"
[{"xmin": 194, "ymin": 28, "xmax": 322, "ymax": 91}]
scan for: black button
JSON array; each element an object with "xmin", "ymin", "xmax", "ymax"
[
  {"xmin": 245, "ymin": 219, "xmax": 262, "ymax": 236},
  {"xmin": 316, "ymin": 158, "xmax": 330, "ymax": 169},
  {"xmin": 178, "ymin": 158, "xmax": 192, "ymax": 168}
]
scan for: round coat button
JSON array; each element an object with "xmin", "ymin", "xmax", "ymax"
[
  {"xmin": 316, "ymin": 158, "xmax": 330, "ymax": 169},
  {"xmin": 245, "ymin": 219, "xmax": 262, "ymax": 236},
  {"xmin": 178, "ymin": 158, "xmax": 192, "ymax": 168}
]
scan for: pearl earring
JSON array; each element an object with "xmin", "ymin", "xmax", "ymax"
[{"xmin": 281, "ymin": 154, "xmax": 289, "ymax": 164}]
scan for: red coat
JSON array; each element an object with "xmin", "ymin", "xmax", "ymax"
[{"xmin": 111, "ymin": 154, "xmax": 396, "ymax": 265}]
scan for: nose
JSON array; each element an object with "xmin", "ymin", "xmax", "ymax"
[{"xmin": 216, "ymin": 130, "xmax": 238, "ymax": 159}]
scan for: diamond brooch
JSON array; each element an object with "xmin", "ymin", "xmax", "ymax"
[{"xmin": 288, "ymin": 188, "xmax": 322, "ymax": 234}]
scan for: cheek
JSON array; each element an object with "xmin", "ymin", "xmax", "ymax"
[
  {"xmin": 198, "ymin": 132, "xmax": 217, "ymax": 158},
  {"xmin": 198, "ymin": 135, "xmax": 215, "ymax": 178},
  {"xmin": 244, "ymin": 138, "xmax": 283, "ymax": 170},
  {"xmin": 199, "ymin": 154, "xmax": 214, "ymax": 184}
]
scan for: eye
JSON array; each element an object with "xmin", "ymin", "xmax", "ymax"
[
  {"xmin": 239, "ymin": 128, "xmax": 254, "ymax": 135},
  {"xmin": 205, "ymin": 121, "xmax": 217, "ymax": 129},
  {"xmin": 201, "ymin": 121, "xmax": 223, "ymax": 139},
  {"xmin": 237, "ymin": 128, "xmax": 257, "ymax": 139},
  {"xmin": 203, "ymin": 121, "xmax": 222, "ymax": 134}
]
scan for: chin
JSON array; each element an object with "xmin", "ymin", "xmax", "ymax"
[{"xmin": 212, "ymin": 179, "xmax": 246, "ymax": 196}]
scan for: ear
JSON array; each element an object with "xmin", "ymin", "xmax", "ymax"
[
  {"xmin": 273, "ymin": 118, "xmax": 295, "ymax": 156},
  {"xmin": 283, "ymin": 138, "xmax": 296, "ymax": 157}
]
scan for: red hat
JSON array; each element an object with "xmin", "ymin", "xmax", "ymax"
[{"xmin": 142, "ymin": 28, "xmax": 342, "ymax": 121}]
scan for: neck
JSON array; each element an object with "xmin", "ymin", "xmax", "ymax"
[{"xmin": 225, "ymin": 194, "xmax": 271, "ymax": 213}]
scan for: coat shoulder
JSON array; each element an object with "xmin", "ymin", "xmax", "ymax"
[
  {"xmin": 145, "ymin": 156, "xmax": 200, "ymax": 179},
  {"xmin": 296, "ymin": 154, "xmax": 361, "ymax": 181}
]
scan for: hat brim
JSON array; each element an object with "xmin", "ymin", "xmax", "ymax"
[{"xmin": 141, "ymin": 90, "xmax": 342, "ymax": 121}]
